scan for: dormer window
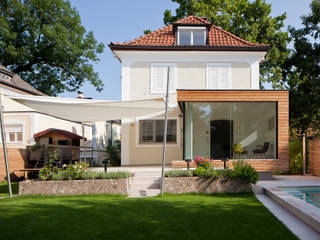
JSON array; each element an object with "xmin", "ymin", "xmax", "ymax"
[{"xmin": 177, "ymin": 27, "xmax": 206, "ymax": 45}]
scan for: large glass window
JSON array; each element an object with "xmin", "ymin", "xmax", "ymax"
[{"xmin": 184, "ymin": 102, "xmax": 277, "ymax": 159}]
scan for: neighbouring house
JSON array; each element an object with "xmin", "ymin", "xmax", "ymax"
[
  {"xmin": 0, "ymin": 65, "xmax": 107, "ymax": 180},
  {"xmin": 109, "ymin": 16, "xmax": 289, "ymax": 171}
]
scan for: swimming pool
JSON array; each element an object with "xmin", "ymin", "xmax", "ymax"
[{"xmin": 279, "ymin": 186, "xmax": 320, "ymax": 208}]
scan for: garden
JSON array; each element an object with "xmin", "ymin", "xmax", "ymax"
[
  {"xmin": 0, "ymin": 192, "xmax": 297, "ymax": 240},
  {"xmin": 164, "ymin": 157, "xmax": 258, "ymax": 194},
  {"xmin": 17, "ymin": 151, "xmax": 132, "ymax": 195}
]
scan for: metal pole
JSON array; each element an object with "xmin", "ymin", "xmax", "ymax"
[
  {"xmin": 160, "ymin": 67, "xmax": 170, "ymax": 195},
  {"xmin": 303, "ymin": 133, "xmax": 306, "ymax": 176},
  {"xmin": 0, "ymin": 94, "xmax": 12, "ymax": 198}
]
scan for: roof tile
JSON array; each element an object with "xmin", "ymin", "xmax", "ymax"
[{"xmin": 110, "ymin": 15, "xmax": 268, "ymax": 49}]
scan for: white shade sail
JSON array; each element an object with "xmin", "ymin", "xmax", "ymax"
[{"xmin": 8, "ymin": 94, "xmax": 166, "ymax": 123}]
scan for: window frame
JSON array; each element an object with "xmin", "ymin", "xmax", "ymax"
[
  {"xmin": 177, "ymin": 26, "xmax": 207, "ymax": 45},
  {"xmin": 5, "ymin": 124, "xmax": 24, "ymax": 144},
  {"xmin": 206, "ymin": 63, "xmax": 232, "ymax": 89},
  {"xmin": 150, "ymin": 63, "xmax": 177, "ymax": 94},
  {"xmin": 136, "ymin": 117, "xmax": 180, "ymax": 147}
]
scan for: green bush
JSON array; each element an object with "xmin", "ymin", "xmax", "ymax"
[
  {"xmin": 82, "ymin": 171, "xmax": 131, "ymax": 179},
  {"xmin": 289, "ymin": 140, "xmax": 303, "ymax": 174},
  {"xmin": 165, "ymin": 170, "xmax": 194, "ymax": 177},
  {"xmin": 194, "ymin": 166, "xmax": 207, "ymax": 176},
  {"xmin": 232, "ymin": 160, "xmax": 259, "ymax": 184}
]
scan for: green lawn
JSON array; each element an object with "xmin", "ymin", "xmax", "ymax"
[
  {"xmin": 0, "ymin": 181, "xmax": 18, "ymax": 197},
  {"xmin": 0, "ymin": 187, "xmax": 297, "ymax": 240}
]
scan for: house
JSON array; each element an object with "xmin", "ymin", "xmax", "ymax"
[
  {"xmin": 109, "ymin": 16, "xmax": 289, "ymax": 171},
  {"xmin": 0, "ymin": 65, "xmax": 106, "ymax": 180}
]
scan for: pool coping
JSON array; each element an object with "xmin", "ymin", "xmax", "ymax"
[{"xmin": 264, "ymin": 186, "xmax": 320, "ymax": 233}]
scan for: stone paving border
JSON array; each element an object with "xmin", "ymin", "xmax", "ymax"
[{"xmin": 264, "ymin": 187, "xmax": 320, "ymax": 233}]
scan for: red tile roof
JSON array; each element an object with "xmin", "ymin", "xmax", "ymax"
[
  {"xmin": 110, "ymin": 16, "xmax": 268, "ymax": 51},
  {"xmin": 34, "ymin": 128, "xmax": 83, "ymax": 140}
]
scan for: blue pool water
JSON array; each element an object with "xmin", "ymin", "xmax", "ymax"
[{"xmin": 280, "ymin": 186, "xmax": 320, "ymax": 208}]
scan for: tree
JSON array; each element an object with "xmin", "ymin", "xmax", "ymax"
[
  {"xmin": 163, "ymin": 0, "xmax": 289, "ymax": 88},
  {"xmin": 0, "ymin": 0, "xmax": 104, "ymax": 96},
  {"xmin": 283, "ymin": 0, "xmax": 320, "ymax": 135}
]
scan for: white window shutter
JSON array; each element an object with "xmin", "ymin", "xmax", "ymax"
[
  {"xmin": 152, "ymin": 66, "xmax": 166, "ymax": 93},
  {"xmin": 207, "ymin": 65, "xmax": 219, "ymax": 89},
  {"xmin": 169, "ymin": 66, "xmax": 175, "ymax": 91},
  {"xmin": 151, "ymin": 64, "xmax": 176, "ymax": 93},
  {"xmin": 207, "ymin": 64, "xmax": 231, "ymax": 89},
  {"xmin": 219, "ymin": 66, "xmax": 230, "ymax": 89}
]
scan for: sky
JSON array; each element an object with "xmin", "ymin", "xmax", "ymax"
[{"xmin": 61, "ymin": 0, "xmax": 313, "ymax": 100}]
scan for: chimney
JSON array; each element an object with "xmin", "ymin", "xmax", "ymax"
[{"xmin": 77, "ymin": 91, "xmax": 84, "ymax": 99}]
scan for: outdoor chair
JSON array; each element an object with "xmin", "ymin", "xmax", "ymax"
[{"xmin": 253, "ymin": 142, "xmax": 270, "ymax": 158}]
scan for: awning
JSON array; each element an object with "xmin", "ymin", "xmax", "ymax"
[{"xmin": 8, "ymin": 94, "xmax": 166, "ymax": 123}]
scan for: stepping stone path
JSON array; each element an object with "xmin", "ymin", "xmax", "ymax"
[{"xmin": 128, "ymin": 170, "xmax": 161, "ymax": 197}]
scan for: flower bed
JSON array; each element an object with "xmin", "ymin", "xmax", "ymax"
[
  {"xmin": 19, "ymin": 156, "xmax": 132, "ymax": 195},
  {"xmin": 164, "ymin": 159, "xmax": 258, "ymax": 194}
]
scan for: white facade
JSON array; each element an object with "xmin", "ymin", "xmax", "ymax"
[{"xmin": 114, "ymin": 50, "xmax": 267, "ymax": 165}]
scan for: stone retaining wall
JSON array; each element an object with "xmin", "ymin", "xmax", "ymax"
[
  {"xmin": 19, "ymin": 178, "xmax": 131, "ymax": 195},
  {"xmin": 163, "ymin": 177, "xmax": 251, "ymax": 194}
]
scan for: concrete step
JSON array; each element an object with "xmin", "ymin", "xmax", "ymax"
[
  {"xmin": 131, "ymin": 182, "xmax": 160, "ymax": 190},
  {"xmin": 252, "ymin": 185, "xmax": 264, "ymax": 194},
  {"xmin": 128, "ymin": 189, "xmax": 160, "ymax": 198}
]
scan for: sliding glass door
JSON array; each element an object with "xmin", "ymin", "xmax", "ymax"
[{"xmin": 184, "ymin": 102, "xmax": 277, "ymax": 160}]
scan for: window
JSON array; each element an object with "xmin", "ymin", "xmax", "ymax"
[
  {"xmin": 184, "ymin": 102, "xmax": 277, "ymax": 160},
  {"xmin": 178, "ymin": 27, "xmax": 206, "ymax": 45},
  {"xmin": 5, "ymin": 125, "xmax": 23, "ymax": 143},
  {"xmin": 139, "ymin": 120, "xmax": 177, "ymax": 144},
  {"xmin": 151, "ymin": 64, "xmax": 176, "ymax": 94},
  {"xmin": 206, "ymin": 64, "xmax": 231, "ymax": 89}
]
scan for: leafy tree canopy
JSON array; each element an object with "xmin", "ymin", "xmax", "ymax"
[
  {"xmin": 163, "ymin": 0, "xmax": 289, "ymax": 87},
  {"xmin": 0, "ymin": 0, "xmax": 105, "ymax": 96},
  {"xmin": 283, "ymin": 0, "xmax": 320, "ymax": 135}
]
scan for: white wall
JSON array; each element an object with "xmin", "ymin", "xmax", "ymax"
[{"xmin": 116, "ymin": 50, "xmax": 266, "ymax": 165}]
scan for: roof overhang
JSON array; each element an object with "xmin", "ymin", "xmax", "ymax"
[{"xmin": 109, "ymin": 43, "xmax": 270, "ymax": 52}]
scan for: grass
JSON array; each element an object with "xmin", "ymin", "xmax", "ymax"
[
  {"xmin": 0, "ymin": 181, "xmax": 19, "ymax": 197},
  {"xmin": 0, "ymin": 191, "xmax": 297, "ymax": 240}
]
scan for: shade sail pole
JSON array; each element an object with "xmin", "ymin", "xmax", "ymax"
[
  {"xmin": 160, "ymin": 67, "xmax": 170, "ymax": 195},
  {"xmin": 0, "ymin": 94, "xmax": 12, "ymax": 198}
]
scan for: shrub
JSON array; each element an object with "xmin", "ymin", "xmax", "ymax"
[
  {"xmin": 38, "ymin": 150, "xmax": 59, "ymax": 180},
  {"xmin": 82, "ymin": 171, "xmax": 131, "ymax": 179},
  {"xmin": 289, "ymin": 140, "xmax": 303, "ymax": 174},
  {"xmin": 232, "ymin": 160, "xmax": 258, "ymax": 184},
  {"xmin": 39, "ymin": 167, "xmax": 57, "ymax": 180},
  {"xmin": 64, "ymin": 162, "xmax": 89, "ymax": 180},
  {"xmin": 165, "ymin": 170, "xmax": 194, "ymax": 177},
  {"xmin": 194, "ymin": 156, "xmax": 212, "ymax": 169},
  {"xmin": 194, "ymin": 166, "xmax": 207, "ymax": 177}
]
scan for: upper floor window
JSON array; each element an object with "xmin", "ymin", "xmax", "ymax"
[
  {"xmin": 178, "ymin": 27, "xmax": 206, "ymax": 45},
  {"xmin": 150, "ymin": 64, "xmax": 176, "ymax": 94},
  {"xmin": 5, "ymin": 125, "xmax": 23, "ymax": 143},
  {"xmin": 206, "ymin": 64, "xmax": 231, "ymax": 89}
]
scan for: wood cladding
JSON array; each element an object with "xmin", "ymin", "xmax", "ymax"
[
  {"xmin": 177, "ymin": 90, "xmax": 289, "ymax": 171},
  {"xmin": 309, "ymin": 139, "xmax": 320, "ymax": 176}
]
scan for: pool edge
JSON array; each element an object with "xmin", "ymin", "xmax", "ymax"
[{"xmin": 264, "ymin": 187, "xmax": 320, "ymax": 233}]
